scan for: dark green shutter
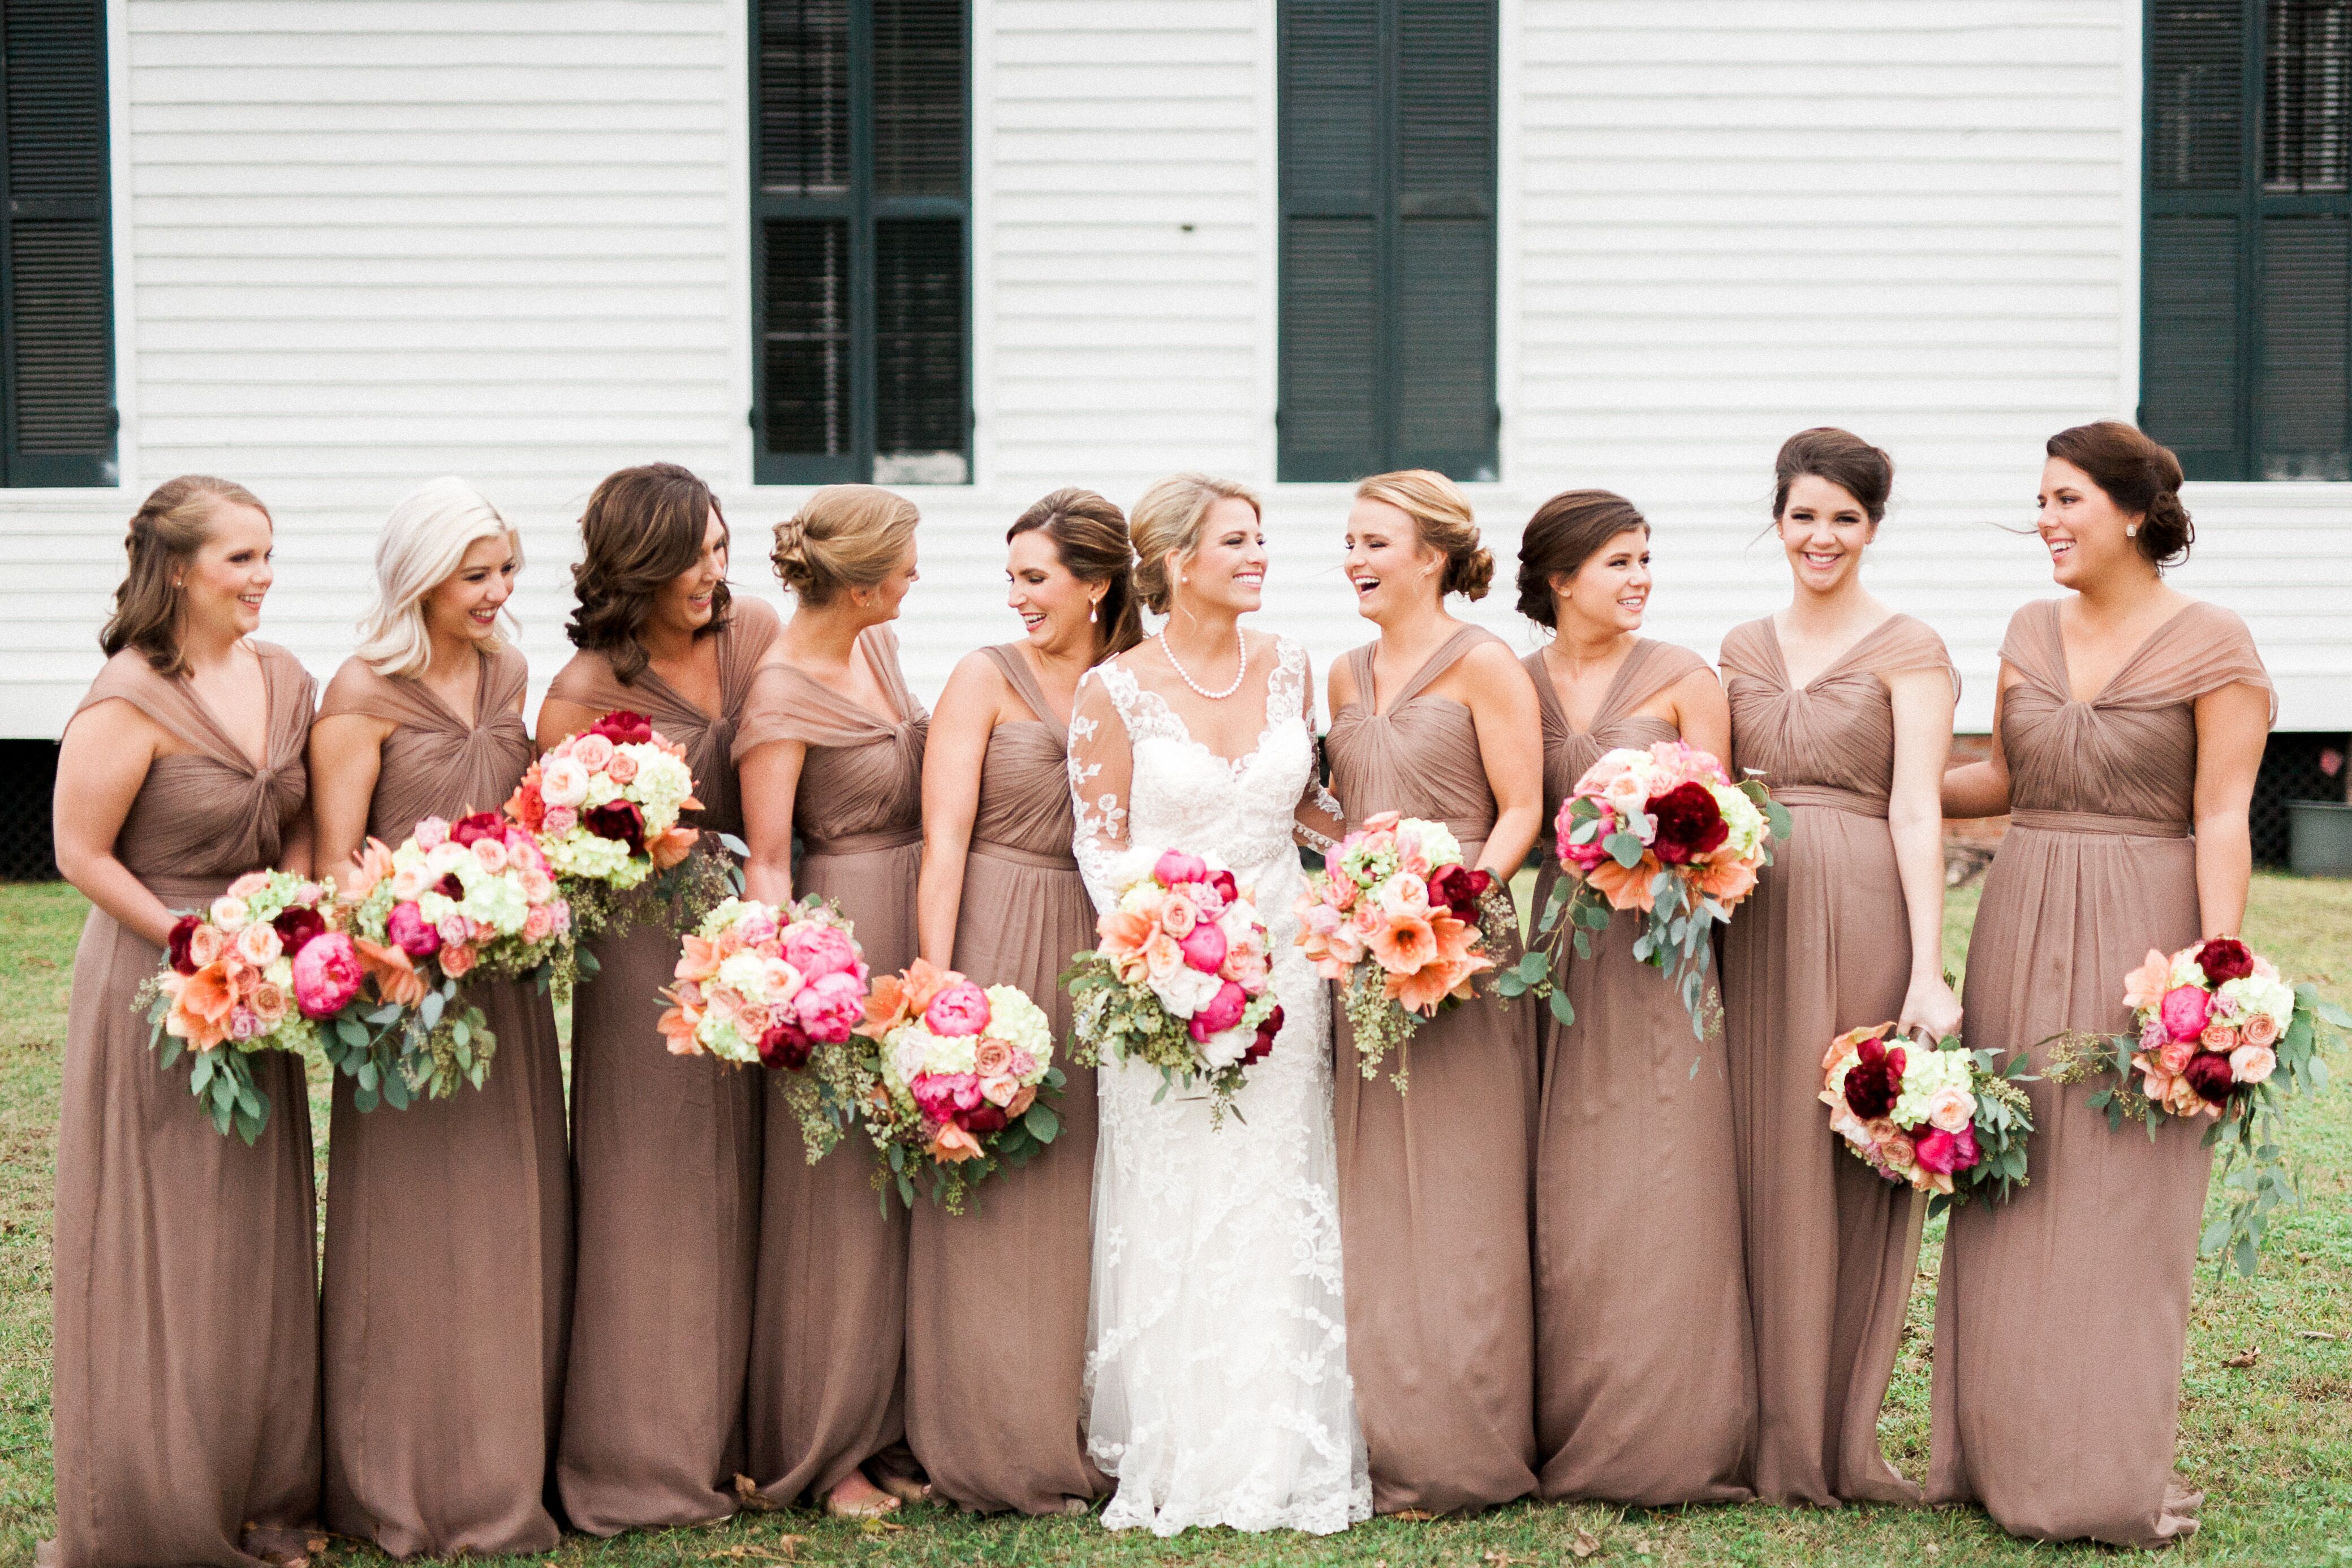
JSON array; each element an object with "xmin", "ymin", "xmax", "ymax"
[
  {"xmin": 0, "ymin": 0, "xmax": 114, "ymax": 488},
  {"xmin": 1278, "ymin": 0, "xmax": 1496, "ymax": 483},
  {"xmin": 752, "ymin": 0, "xmax": 967, "ymax": 485}
]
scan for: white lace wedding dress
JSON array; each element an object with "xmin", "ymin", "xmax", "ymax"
[{"xmin": 1066, "ymin": 635, "xmax": 1371, "ymax": 1536}]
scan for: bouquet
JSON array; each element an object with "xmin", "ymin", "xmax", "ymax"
[
  {"xmin": 2047, "ymin": 937, "xmax": 2348, "ymax": 1275},
  {"xmin": 1063, "ymin": 847, "xmax": 1283, "ymax": 1124},
  {"xmin": 1296, "ymin": 811, "xmax": 1502, "ymax": 1088},
  {"xmin": 140, "ymin": 869, "xmax": 414, "ymax": 1141},
  {"xmin": 658, "ymin": 895, "xmax": 873, "ymax": 1158},
  {"xmin": 1821, "ymin": 1022, "xmax": 2034, "ymax": 1214},
  {"xmin": 858, "ymin": 960, "xmax": 1064, "ymax": 1211},
  {"xmin": 1510, "ymin": 740, "xmax": 1787, "ymax": 1037}
]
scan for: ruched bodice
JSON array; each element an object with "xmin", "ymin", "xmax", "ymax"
[
  {"xmin": 1325, "ymin": 626, "xmax": 1504, "ymax": 852},
  {"xmin": 74, "ymin": 644, "xmax": 314, "ymax": 891},
  {"xmin": 545, "ymin": 597, "xmax": 780, "ymax": 838},
  {"xmin": 1526, "ymin": 640, "xmax": 1705, "ymax": 841},
  {"xmin": 968, "ymin": 644, "xmax": 1074, "ymax": 860},
  {"xmin": 731, "ymin": 624, "xmax": 928, "ymax": 851},
  {"xmin": 321, "ymin": 645, "xmax": 532, "ymax": 841},
  {"xmin": 1995, "ymin": 598, "xmax": 2271, "ymax": 832},
  {"xmin": 1718, "ymin": 614, "xmax": 1955, "ymax": 811}
]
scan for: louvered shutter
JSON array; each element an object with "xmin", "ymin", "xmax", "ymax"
[
  {"xmin": 1393, "ymin": 0, "xmax": 1496, "ymax": 480},
  {"xmin": 0, "ymin": 0, "xmax": 114, "ymax": 488},
  {"xmin": 869, "ymin": 0, "xmax": 966, "ymax": 483},
  {"xmin": 2255, "ymin": 1, "xmax": 2351, "ymax": 477},
  {"xmin": 1279, "ymin": 0, "xmax": 1383, "ymax": 482}
]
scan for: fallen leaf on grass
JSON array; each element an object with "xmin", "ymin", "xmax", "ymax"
[
  {"xmin": 1569, "ymin": 1531, "xmax": 1603, "ymax": 1559},
  {"xmin": 705, "ymin": 1543, "xmax": 804, "ymax": 1564},
  {"xmin": 2295, "ymin": 1329, "xmax": 2340, "ymax": 1341},
  {"xmin": 859, "ymin": 1517, "xmax": 904, "ymax": 1535},
  {"xmin": 2223, "ymin": 1345, "xmax": 2261, "ymax": 1369},
  {"xmin": 1389, "ymin": 1508, "xmax": 1436, "ymax": 1520},
  {"xmin": 731, "ymin": 1474, "xmax": 779, "ymax": 1512}
]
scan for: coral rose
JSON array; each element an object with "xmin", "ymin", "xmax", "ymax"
[
  {"xmin": 569, "ymin": 731, "xmax": 616, "ymax": 773},
  {"xmin": 438, "ymin": 942, "xmax": 477, "ymax": 980},
  {"xmin": 979, "ymin": 1072, "xmax": 1021, "ymax": 1108},
  {"xmin": 2228, "ymin": 1043, "xmax": 2277, "ymax": 1084},
  {"xmin": 972, "ymin": 1038, "xmax": 1013, "ymax": 1078},
  {"xmin": 1924, "ymin": 1084, "xmax": 1976, "ymax": 1134},
  {"xmin": 2243, "ymin": 1010, "xmax": 2281, "ymax": 1048},
  {"xmin": 2199, "ymin": 1022, "xmax": 2241, "ymax": 1054},
  {"xmin": 1156, "ymin": 893, "xmax": 1197, "ymax": 938}
]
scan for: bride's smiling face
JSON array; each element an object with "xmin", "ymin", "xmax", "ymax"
[{"xmin": 1171, "ymin": 497, "xmax": 1267, "ymax": 616}]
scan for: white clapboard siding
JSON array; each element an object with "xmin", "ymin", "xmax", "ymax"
[{"xmin": 0, "ymin": 0, "xmax": 2346, "ymax": 743}]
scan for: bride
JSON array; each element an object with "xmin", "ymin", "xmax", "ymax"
[{"xmin": 1066, "ymin": 473, "xmax": 1371, "ymax": 1535}]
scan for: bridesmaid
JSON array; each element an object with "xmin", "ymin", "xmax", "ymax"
[
  {"xmin": 1718, "ymin": 428, "xmax": 1961, "ymax": 1506},
  {"xmin": 46, "ymin": 477, "xmax": 321, "ymax": 1567},
  {"xmin": 541, "ymin": 463, "xmax": 779, "ymax": 1536},
  {"xmin": 1929, "ymin": 423, "xmax": 2270, "ymax": 1547},
  {"xmin": 309, "ymin": 478, "xmax": 569, "ymax": 1558},
  {"xmin": 1517, "ymin": 489, "xmax": 1755, "ymax": 1505},
  {"xmin": 1323, "ymin": 469, "xmax": 1542, "ymax": 1515},
  {"xmin": 734, "ymin": 485, "xmax": 929, "ymax": 1518},
  {"xmin": 903, "ymin": 489, "xmax": 1132, "ymax": 1514}
]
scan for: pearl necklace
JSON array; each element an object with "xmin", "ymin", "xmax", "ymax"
[{"xmin": 1157, "ymin": 626, "xmax": 1248, "ymax": 700}]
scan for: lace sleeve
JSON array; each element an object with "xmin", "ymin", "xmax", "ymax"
[
  {"xmin": 1068, "ymin": 666, "xmax": 1136, "ymax": 915},
  {"xmin": 1281, "ymin": 641, "xmax": 1347, "ymax": 854}
]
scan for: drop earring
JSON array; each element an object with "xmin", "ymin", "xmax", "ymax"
[{"xmin": 1089, "ymin": 601, "xmax": 1100, "ymax": 624}]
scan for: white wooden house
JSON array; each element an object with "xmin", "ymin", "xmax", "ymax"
[{"xmin": 0, "ymin": 1, "xmax": 2344, "ymax": 800}]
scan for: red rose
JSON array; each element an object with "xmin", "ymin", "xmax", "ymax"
[
  {"xmin": 449, "ymin": 811, "xmax": 506, "ymax": 848},
  {"xmin": 962, "ymin": 1104, "xmax": 1008, "ymax": 1135},
  {"xmin": 583, "ymin": 799, "xmax": 647, "ymax": 856},
  {"xmin": 272, "ymin": 906, "xmax": 328, "ymax": 955},
  {"xmin": 2183, "ymin": 1049, "xmax": 2237, "ymax": 1105},
  {"xmin": 1841, "ymin": 1033, "xmax": 1907, "ymax": 1121},
  {"xmin": 759, "ymin": 1019, "xmax": 812, "ymax": 1072},
  {"xmin": 589, "ymin": 709, "xmax": 655, "ymax": 746},
  {"xmin": 2195, "ymin": 938, "xmax": 2254, "ymax": 984},
  {"xmin": 433, "ymin": 872, "xmax": 466, "ymax": 900},
  {"xmin": 166, "ymin": 914, "xmax": 201, "ymax": 975},
  {"xmin": 1645, "ymin": 781, "xmax": 1729, "ymax": 866},
  {"xmin": 1427, "ymin": 864, "xmax": 1493, "ymax": 920},
  {"xmin": 1243, "ymin": 1003, "xmax": 1285, "ymax": 1067}
]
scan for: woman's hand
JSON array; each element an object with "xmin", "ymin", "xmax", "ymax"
[{"xmin": 1898, "ymin": 972, "xmax": 1964, "ymax": 1041}]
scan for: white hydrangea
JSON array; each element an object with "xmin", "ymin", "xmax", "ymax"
[
  {"xmin": 623, "ymin": 744, "xmax": 695, "ymax": 833},
  {"xmin": 1890, "ymin": 1042, "xmax": 1975, "ymax": 1129},
  {"xmin": 984, "ymin": 984, "xmax": 1053, "ymax": 1066},
  {"xmin": 543, "ymin": 830, "xmax": 644, "ymax": 886},
  {"xmin": 2215, "ymin": 974, "xmax": 2295, "ymax": 1029},
  {"xmin": 1710, "ymin": 783, "xmax": 1768, "ymax": 858},
  {"xmin": 1402, "ymin": 818, "xmax": 1462, "ymax": 871},
  {"xmin": 458, "ymin": 869, "xmax": 528, "ymax": 935}
]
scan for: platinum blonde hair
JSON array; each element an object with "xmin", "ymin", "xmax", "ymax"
[{"xmin": 354, "ymin": 475, "xmax": 523, "ymax": 679}]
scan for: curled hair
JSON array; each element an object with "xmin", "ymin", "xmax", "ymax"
[
  {"xmin": 1128, "ymin": 472, "xmax": 1261, "ymax": 615},
  {"xmin": 1773, "ymin": 427, "xmax": 1894, "ymax": 524},
  {"xmin": 566, "ymin": 463, "xmax": 733, "ymax": 683},
  {"xmin": 1354, "ymin": 469, "xmax": 1494, "ymax": 600},
  {"xmin": 100, "ymin": 475, "xmax": 274, "ymax": 675},
  {"xmin": 1514, "ymin": 489, "xmax": 1651, "ymax": 629},
  {"xmin": 1008, "ymin": 486, "xmax": 1143, "ymax": 658},
  {"xmin": 2046, "ymin": 420, "xmax": 2194, "ymax": 568},
  {"xmin": 771, "ymin": 484, "xmax": 920, "ymax": 608},
  {"xmin": 354, "ymin": 476, "xmax": 522, "ymax": 680}
]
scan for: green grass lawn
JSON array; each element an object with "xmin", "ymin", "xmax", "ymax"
[{"xmin": 2, "ymin": 875, "xmax": 2348, "ymax": 1567}]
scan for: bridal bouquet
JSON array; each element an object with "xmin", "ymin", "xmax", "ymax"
[
  {"xmin": 658, "ymin": 895, "xmax": 873, "ymax": 1158},
  {"xmin": 858, "ymin": 960, "xmax": 1063, "ymax": 1212},
  {"xmin": 140, "ymin": 868, "xmax": 413, "ymax": 1141},
  {"xmin": 2047, "ymin": 937, "xmax": 2347, "ymax": 1274},
  {"xmin": 1514, "ymin": 740, "xmax": 1787, "ymax": 1036},
  {"xmin": 1297, "ymin": 812, "xmax": 1501, "ymax": 1088},
  {"xmin": 1065, "ymin": 847, "xmax": 1283, "ymax": 1123},
  {"xmin": 1821, "ymin": 1022, "xmax": 2034, "ymax": 1214}
]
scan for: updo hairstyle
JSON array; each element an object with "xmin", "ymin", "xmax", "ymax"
[
  {"xmin": 1513, "ymin": 488, "xmax": 1650, "ymax": 630},
  {"xmin": 2045, "ymin": 420, "xmax": 2195, "ymax": 568},
  {"xmin": 770, "ymin": 484, "xmax": 920, "ymax": 607},
  {"xmin": 1772, "ymin": 427, "xmax": 1894, "ymax": 524},
  {"xmin": 1354, "ymin": 468, "xmax": 1494, "ymax": 600},
  {"xmin": 1007, "ymin": 486, "xmax": 1143, "ymax": 657}
]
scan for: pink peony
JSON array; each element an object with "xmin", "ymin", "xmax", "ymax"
[
  {"xmin": 291, "ymin": 932, "xmax": 363, "ymax": 1018},
  {"xmin": 437, "ymin": 914, "xmax": 471, "ymax": 949},
  {"xmin": 924, "ymin": 981, "xmax": 992, "ymax": 1037},
  {"xmin": 570, "ymin": 731, "xmax": 616, "ymax": 773},
  {"xmin": 1153, "ymin": 849, "xmax": 1208, "ymax": 886},
  {"xmin": 1186, "ymin": 979, "xmax": 1247, "ymax": 1042},
  {"xmin": 386, "ymin": 901, "xmax": 441, "ymax": 958},
  {"xmin": 2159, "ymin": 984, "xmax": 2212, "ymax": 1041},
  {"xmin": 1178, "ymin": 919, "xmax": 1228, "ymax": 975},
  {"xmin": 794, "ymin": 970, "xmax": 867, "ymax": 1043},
  {"xmin": 782, "ymin": 922, "xmax": 858, "ymax": 980},
  {"xmin": 1913, "ymin": 1123, "xmax": 1981, "ymax": 1175},
  {"xmin": 2229, "ymin": 1043, "xmax": 2277, "ymax": 1084},
  {"xmin": 1203, "ymin": 868, "xmax": 1238, "ymax": 907},
  {"xmin": 735, "ymin": 905, "xmax": 780, "ymax": 945},
  {"xmin": 413, "ymin": 816, "xmax": 450, "ymax": 850}
]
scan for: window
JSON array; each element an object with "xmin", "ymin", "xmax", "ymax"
[
  {"xmin": 1277, "ymin": 0, "xmax": 1497, "ymax": 484},
  {"xmin": 2144, "ymin": 0, "xmax": 2351, "ymax": 480},
  {"xmin": 751, "ymin": 0, "xmax": 969, "ymax": 485},
  {"xmin": 0, "ymin": 0, "xmax": 114, "ymax": 486}
]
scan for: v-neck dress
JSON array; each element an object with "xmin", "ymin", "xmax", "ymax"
[
  {"xmin": 903, "ymin": 645, "xmax": 1108, "ymax": 1513},
  {"xmin": 733, "ymin": 624, "xmax": 930, "ymax": 1504},
  {"xmin": 548, "ymin": 597, "xmax": 779, "ymax": 1535},
  {"xmin": 1717, "ymin": 612, "xmax": 1957, "ymax": 1506},
  {"xmin": 316, "ymin": 645, "xmax": 570, "ymax": 1559},
  {"xmin": 45, "ymin": 644, "xmax": 322, "ymax": 1568},
  {"xmin": 1524, "ymin": 640, "xmax": 1755, "ymax": 1504},
  {"xmin": 1928, "ymin": 599, "xmax": 2271, "ymax": 1547},
  {"xmin": 1323, "ymin": 626, "xmax": 1540, "ymax": 1515}
]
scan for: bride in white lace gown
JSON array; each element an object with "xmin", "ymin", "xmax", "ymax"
[{"xmin": 1066, "ymin": 477, "xmax": 1371, "ymax": 1536}]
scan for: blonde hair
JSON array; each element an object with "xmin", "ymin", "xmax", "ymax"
[
  {"xmin": 771, "ymin": 484, "xmax": 920, "ymax": 606},
  {"xmin": 100, "ymin": 475, "xmax": 274, "ymax": 675},
  {"xmin": 354, "ymin": 476, "xmax": 522, "ymax": 679},
  {"xmin": 1354, "ymin": 469, "xmax": 1493, "ymax": 600},
  {"xmin": 1128, "ymin": 472, "xmax": 1262, "ymax": 614}
]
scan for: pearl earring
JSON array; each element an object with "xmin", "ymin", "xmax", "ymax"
[
  {"xmin": 2126, "ymin": 524, "xmax": 2139, "ymax": 538},
  {"xmin": 1088, "ymin": 601, "xmax": 1099, "ymax": 624}
]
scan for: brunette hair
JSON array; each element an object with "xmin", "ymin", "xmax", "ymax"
[
  {"xmin": 100, "ymin": 475, "xmax": 274, "ymax": 675},
  {"xmin": 1128, "ymin": 472, "xmax": 1261, "ymax": 614},
  {"xmin": 1773, "ymin": 427, "xmax": 1894, "ymax": 523},
  {"xmin": 1514, "ymin": 488, "xmax": 1651, "ymax": 629},
  {"xmin": 1354, "ymin": 469, "xmax": 1494, "ymax": 600},
  {"xmin": 2045, "ymin": 420, "xmax": 2194, "ymax": 568},
  {"xmin": 772, "ymin": 484, "xmax": 920, "ymax": 606},
  {"xmin": 1007, "ymin": 486, "xmax": 1143, "ymax": 658},
  {"xmin": 567, "ymin": 462, "xmax": 733, "ymax": 682}
]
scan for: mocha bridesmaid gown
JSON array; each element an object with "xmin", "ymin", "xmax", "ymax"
[
  {"xmin": 1929, "ymin": 600, "xmax": 2271, "ymax": 1547},
  {"xmin": 318, "ymin": 645, "xmax": 570, "ymax": 1558},
  {"xmin": 550, "ymin": 595, "xmax": 778, "ymax": 1535},
  {"xmin": 733, "ymin": 624, "xmax": 929, "ymax": 1505},
  {"xmin": 903, "ymin": 645, "xmax": 1109, "ymax": 1514},
  {"xmin": 45, "ymin": 644, "xmax": 321, "ymax": 1568},
  {"xmin": 1717, "ymin": 613, "xmax": 1956, "ymax": 1506},
  {"xmin": 1524, "ymin": 640, "xmax": 1754, "ymax": 1505},
  {"xmin": 1323, "ymin": 625, "xmax": 1539, "ymax": 1515}
]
